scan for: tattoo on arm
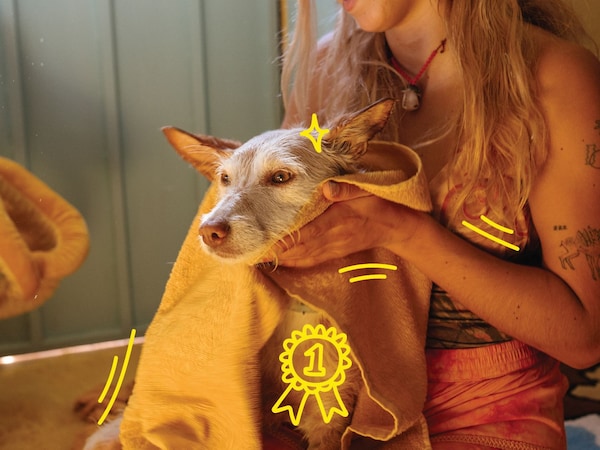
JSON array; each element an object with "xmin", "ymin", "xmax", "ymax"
[
  {"xmin": 559, "ymin": 226, "xmax": 600, "ymax": 281},
  {"xmin": 586, "ymin": 120, "xmax": 600, "ymax": 168},
  {"xmin": 553, "ymin": 225, "xmax": 567, "ymax": 231},
  {"xmin": 586, "ymin": 144, "xmax": 600, "ymax": 169}
]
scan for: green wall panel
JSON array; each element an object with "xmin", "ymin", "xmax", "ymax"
[{"xmin": 0, "ymin": 0, "xmax": 281, "ymax": 354}]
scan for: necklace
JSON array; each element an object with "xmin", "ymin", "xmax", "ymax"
[{"xmin": 389, "ymin": 39, "xmax": 446, "ymax": 111}]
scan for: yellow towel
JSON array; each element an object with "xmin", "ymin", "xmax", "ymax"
[
  {"xmin": 120, "ymin": 141, "xmax": 433, "ymax": 449},
  {"xmin": 0, "ymin": 157, "xmax": 89, "ymax": 319}
]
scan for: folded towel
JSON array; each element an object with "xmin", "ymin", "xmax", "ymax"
[
  {"xmin": 120, "ymin": 140, "xmax": 432, "ymax": 449},
  {"xmin": 0, "ymin": 157, "xmax": 89, "ymax": 319}
]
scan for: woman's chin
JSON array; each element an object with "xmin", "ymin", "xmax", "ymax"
[{"xmin": 340, "ymin": 0, "xmax": 356, "ymax": 13}]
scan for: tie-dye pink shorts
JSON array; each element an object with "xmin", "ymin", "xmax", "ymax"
[{"xmin": 424, "ymin": 340, "xmax": 569, "ymax": 450}]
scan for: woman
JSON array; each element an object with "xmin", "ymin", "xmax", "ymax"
[{"xmin": 274, "ymin": 0, "xmax": 600, "ymax": 448}]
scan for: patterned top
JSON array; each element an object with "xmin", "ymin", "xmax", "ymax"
[{"xmin": 426, "ymin": 165, "xmax": 541, "ymax": 349}]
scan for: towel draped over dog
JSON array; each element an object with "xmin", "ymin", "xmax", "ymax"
[{"xmin": 119, "ymin": 141, "xmax": 433, "ymax": 449}]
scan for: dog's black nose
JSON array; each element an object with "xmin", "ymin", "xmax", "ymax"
[{"xmin": 200, "ymin": 221, "xmax": 230, "ymax": 247}]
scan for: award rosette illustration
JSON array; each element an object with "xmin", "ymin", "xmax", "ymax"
[{"xmin": 272, "ymin": 323, "xmax": 352, "ymax": 425}]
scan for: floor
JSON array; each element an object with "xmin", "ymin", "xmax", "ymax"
[
  {"xmin": 0, "ymin": 338, "xmax": 142, "ymax": 450},
  {"xmin": 2, "ymin": 339, "xmax": 599, "ymax": 449}
]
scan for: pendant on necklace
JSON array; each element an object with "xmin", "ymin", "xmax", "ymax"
[{"xmin": 402, "ymin": 84, "xmax": 422, "ymax": 111}]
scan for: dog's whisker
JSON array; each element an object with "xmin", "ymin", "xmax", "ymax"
[
  {"xmin": 288, "ymin": 229, "xmax": 301, "ymax": 247},
  {"xmin": 254, "ymin": 247, "xmax": 279, "ymax": 270}
]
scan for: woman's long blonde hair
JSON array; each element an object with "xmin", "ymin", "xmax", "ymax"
[{"xmin": 281, "ymin": 0, "xmax": 594, "ymax": 225}]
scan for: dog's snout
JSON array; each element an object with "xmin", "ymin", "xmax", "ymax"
[{"xmin": 200, "ymin": 221, "xmax": 230, "ymax": 247}]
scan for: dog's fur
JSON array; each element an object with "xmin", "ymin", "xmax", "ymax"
[{"xmin": 83, "ymin": 99, "xmax": 395, "ymax": 450}]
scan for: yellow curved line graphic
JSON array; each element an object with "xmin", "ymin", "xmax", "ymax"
[
  {"xmin": 97, "ymin": 355, "xmax": 118, "ymax": 404},
  {"xmin": 338, "ymin": 263, "xmax": 398, "ymax": 273},
  {"xmin": 349, "ymin": 274, "xmax": 388, "ymax": 283},
  {"xmin": 461, "ymin": 220, "xmax": 520, "ymax": 252},
  {"xmin": 479, "ymin": 215, "xmax": 515, "ymax": 234},
  {"xmin": 97, "ymin": 328, "xmax": 136, "ymax": 425}
]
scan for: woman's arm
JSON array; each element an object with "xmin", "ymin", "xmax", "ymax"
[
  {"xmin": 402, "ymin": 40, "xmax": 600, "ymax": 369},
  {"xmin": 274, "ymin": 41, "xmax": 600, "ymax": 369},
  {"xmin": 274, "ymin": 180, "xmax": 598, "ymax": 369}
]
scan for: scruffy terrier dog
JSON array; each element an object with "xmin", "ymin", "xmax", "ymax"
[
  {"xmin": 83, "ymin": 98, "xmax": 394, "ymax": 450},
  {"xmin": 170, "ymin": 98, "xmax": 394, "ymax": 268}
]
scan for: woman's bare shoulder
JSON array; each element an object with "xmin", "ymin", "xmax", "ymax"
[
  {"xmin": 532, "ymin": 27, "xmax": 600, "ymax": 97},
  {"xmin": 526, "ymin": 29, "xmax": 600, "ymax": 321}
]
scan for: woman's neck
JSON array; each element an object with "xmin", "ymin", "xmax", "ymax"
[{"xmin": 384, "ymin": 2, "xmax": 448, "ymax": 76}]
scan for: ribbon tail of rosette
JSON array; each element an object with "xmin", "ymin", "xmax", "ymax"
[
  {"xmin": 272, "ymin": 384, "xmax": 309, "ymax": 426},
  {"xmin": 314, "ymin": 386, "xmax": 349, "ymax": 424}
]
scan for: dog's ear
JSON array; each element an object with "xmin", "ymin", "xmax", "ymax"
[
  {"xmin": 162, "ymin": 127, "xmax": 242, "ymax": 181},
  {"xmin": 323, "ymin": 98, "xmax": 396, "ymax": 160}
]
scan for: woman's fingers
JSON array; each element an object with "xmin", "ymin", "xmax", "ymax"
[{"xmin": 322, "ymin": 181, "xmax": 371, "ymax": 201}]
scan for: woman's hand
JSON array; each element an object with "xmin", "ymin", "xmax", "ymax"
[{"xmin": 271, "ymin": 181, "xmax": 424, "ymax": 267}]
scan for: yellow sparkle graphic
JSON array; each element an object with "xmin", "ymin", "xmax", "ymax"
[
  {"xmin": 272, "ymin": 324, "xmax": 352, "ymax": 425},
  {"xmin": 462, "ymin": 215, "xmax": 520, "ymax": 252},
  {"xmin": 338, "ymin": 262, "xmax": 398, "ymax": 283},
  {"xmin": 299, "ymin": 113, "xmax": 330, "ymax": 153},
  {"xmin": 96, "ymin": 328, "xmax": 136, "ymax": 425}
]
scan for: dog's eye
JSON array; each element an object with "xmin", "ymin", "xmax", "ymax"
[
  {"xmin": 220, "ymin": 173, "xmax": 230, "ymax": 185},
  {"xmin": 271, "ymin": 171, "xmax": 292, "ymax": 184}
]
